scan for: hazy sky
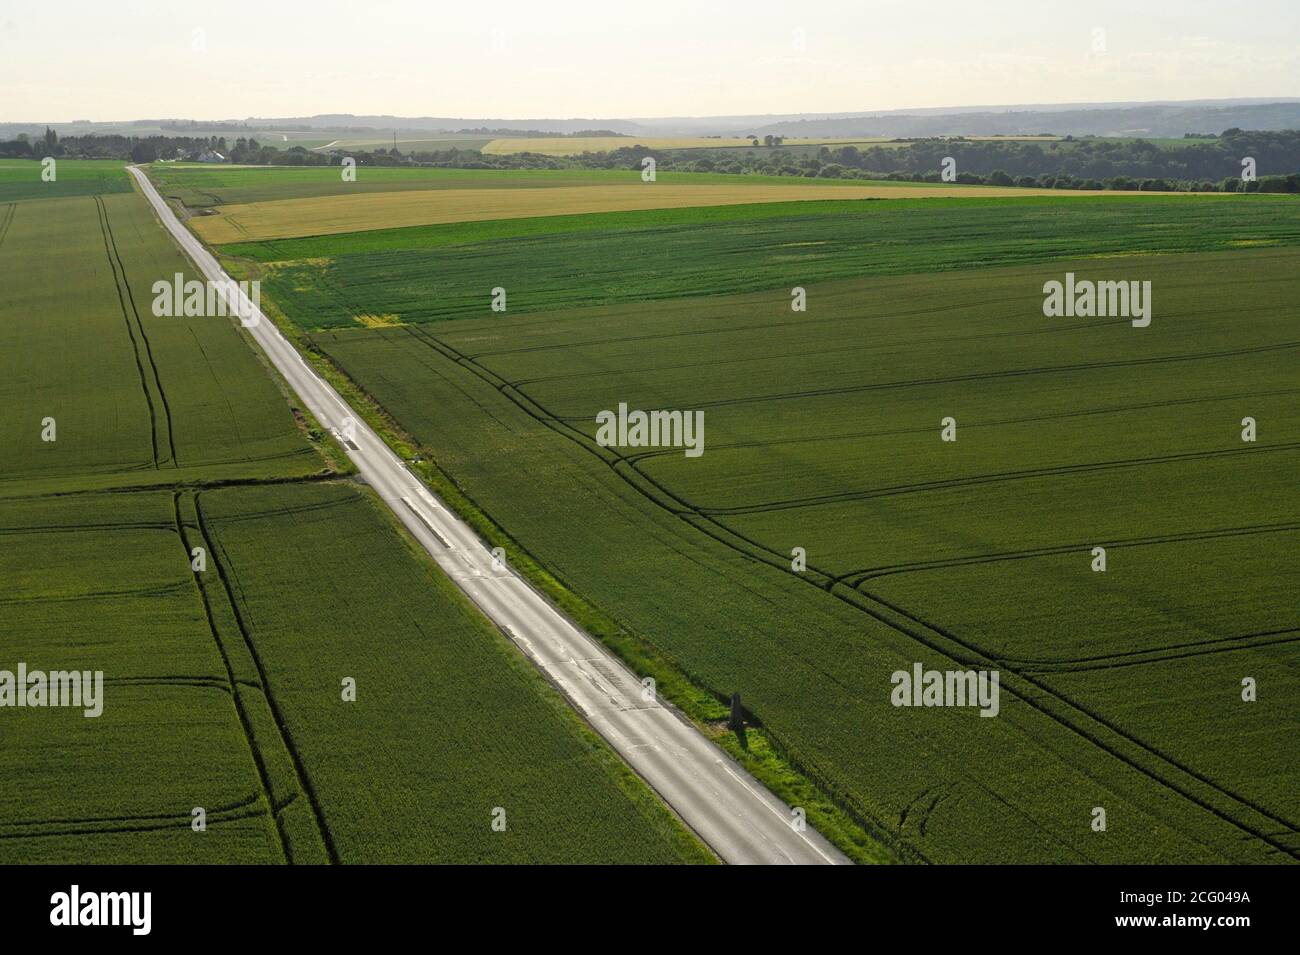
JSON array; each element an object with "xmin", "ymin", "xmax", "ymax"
[{"xmin": 2, "ymin": 0, "xmax": 1297, "ymax": 121}]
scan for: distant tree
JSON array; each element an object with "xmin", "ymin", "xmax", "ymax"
[
  {"xmin": 1256, "ymin": 175, "xmax": 1296, "ymax": 193},
  {"xmin": 35, "ymin": 126, "xmax": 63, "ymax": 158},
  {"xmin": 130, "ymin": 141, "xmax": 158, "ymax": 163}
]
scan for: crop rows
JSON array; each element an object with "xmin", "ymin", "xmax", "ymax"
[
  {"xmin": 310, "ymin": 230, "xmax": 1298, "ymax": 862},
  {"xmin": 150, "ymin": 163, "xmax": 921, "ymax": 209},
  {"xmin": 192, "ymin": 180, "xmax": 1038, "ymax": 245},
  {"xmin": 1, "ymin": 178, "xmax": 706, "ymax": 864},
  {"xmin": 0, "ymin": 159, "xmax": 132, "ymax": 203},
  {"xmin": 243, "ymin": 195, "xmax": 1300, "ymax": 330},
  {"xmin": 0, "ymin": 192, "xmax": 319, "ymax": 494}
]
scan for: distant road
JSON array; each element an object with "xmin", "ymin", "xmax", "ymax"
[{"xmin": 128, "ymin": 165, "xmax": 850, "ymax": 865}]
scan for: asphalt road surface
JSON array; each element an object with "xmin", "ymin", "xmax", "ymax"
[{"xmin": 129, "ymin": 165, "xmax": 851, "ymax": 865}]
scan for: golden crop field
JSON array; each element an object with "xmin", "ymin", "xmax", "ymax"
[{"xmin": 191, "ymin": 181, "xmax": 1117, "ymax": 243}]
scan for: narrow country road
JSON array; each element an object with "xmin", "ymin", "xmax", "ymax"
[{"xmin": 128, "ymin": 165, "xmax": 851, "ymax": 865}]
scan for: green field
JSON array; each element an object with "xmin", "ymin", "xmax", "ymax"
[
  {"xmin": 146, "ymin": 162, "xmax": 932, "ymax": 209},
  {"xmin": 24, "ymin": 157, "xmax": 1290, "ymax": 865},
  {"xmin": 230, "ymin": 194, "xmax": 1296, "ymax": 329},
  {"xmin": 0, "ymin": 174, "xmax": 710, "ymax": 863},
  {"xmin": 249, "ymin": 185, "xmax": 1300, "ymax": 863},
  {"xmin": 0, "ymin": 159, "xmax": 132, "ymax": 203},
  {"xmin": 0, "ymin": 193, "xmax": 323, "ymax": 495},
  {"xmin": 0, "ymin": 485, "xmax": 709, "ymax": 863}
]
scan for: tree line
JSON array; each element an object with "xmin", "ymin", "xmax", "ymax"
[
  {"xmin": 628, "ymin": 129, "xmax": 1300, "ymax": 192},
  {"xmin": 3, "ymin": 127, "xmax": 1297, "ymax": 193},
  {"xmin": 0, "ymin": 130, "xmax": 372, "ymax": 165}
]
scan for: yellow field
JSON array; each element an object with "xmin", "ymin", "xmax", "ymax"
[{"xmin": 189, "ymin": 181, "xmax": 1108, "ymax": 243}]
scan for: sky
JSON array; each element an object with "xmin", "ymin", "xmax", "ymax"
[{"xmin": 1, "ymin": 0, "xmax": 1297, "ymax": 121}]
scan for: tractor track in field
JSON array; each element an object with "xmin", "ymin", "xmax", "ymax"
[
  {"xmin": 0, "ymin": 809, "xmax": 268, "ymax": 841},
  {"xmin": 1012, "ymin": 626, "xmax": 1300, "ymax": 674},
  {"xmin": 504, "ymin": 315, "xmax": 1136, "ymax": 386},
  {"xmin": 101, "ymin": 675, "xmax": 233, "ymax": 692},
  {"xmin": 451, "ymin": 258, "xmax": 1300, "ymax": 362},
  {"xmin": 0, "ymin": 794, "xmax": 266, "ymax": 841},
  {"xmin": 836, "ymin": 520, "xmax": 1300, "ymax": 585},
  {"xmin": 0, "ymin": 202, "xmax": 15, "ymax": 249},
  {"xmin": 691, "ymin": 442, "xmax": 1300, "ymax": 516},
  {"xmin": 0, "ymin": 581, "xmax": 190, "ymax": 606},
  {"xmin": 534, "ymin": 339, "xmax": 1300, "ymax": 417},
  {"xmin": 133, "ymin": 165, "xmax": 851, "ymax": 865},
  {"xmin": 620, "ymin": 386, "xmax": 1300, "ymax": 465},
  {"xmin": 462, "ymin": 290, "xmax": 1110, "ymax": 360},
  {"xmin": 97, "ymin": 194, "xmax": 179, "ymax": 467},
  {"xmin": 198, "ymin": 490, "xmax": 355, "ymax": 526},
  {"xmin": 173, "ymin": 491, "xmax": 293, "ymax": 864},
  {"xmin": 0, "ymin": 519, "xmax": 175, "ymax": 535},
  {"xmin": 504, "ymin": 301, "xmax": 1290, "ymax": 389},
  {"xmin": 94, "ymin": 195, "xmax": 160, "ymax": 469},
  {"xmin": 407, "ymin": 325, "xmax": 1300, "ymax": 860},
  {"xmin": 853, "ymin": 585, "xmax": 1300, "ymax": 838},
  {"xmin": 0, "ymin": 469, "xmax": 341, "ymax": 509},
  {"xmin": 0, "ymin": 815, "xmax": 269, "ymax": 842},
  {"xmin": 191, "ymin": 492, "xmax": 339, "ymax": 864}
]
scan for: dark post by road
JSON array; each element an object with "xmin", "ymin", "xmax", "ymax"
[{"xmin": 728, "ymin": 692, "xmax": 744, "ymax": 731}]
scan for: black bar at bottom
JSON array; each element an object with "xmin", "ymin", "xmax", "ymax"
[{"xmin": 1, "ymin": 863, "xmax": 1293, "ymax": 940}]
